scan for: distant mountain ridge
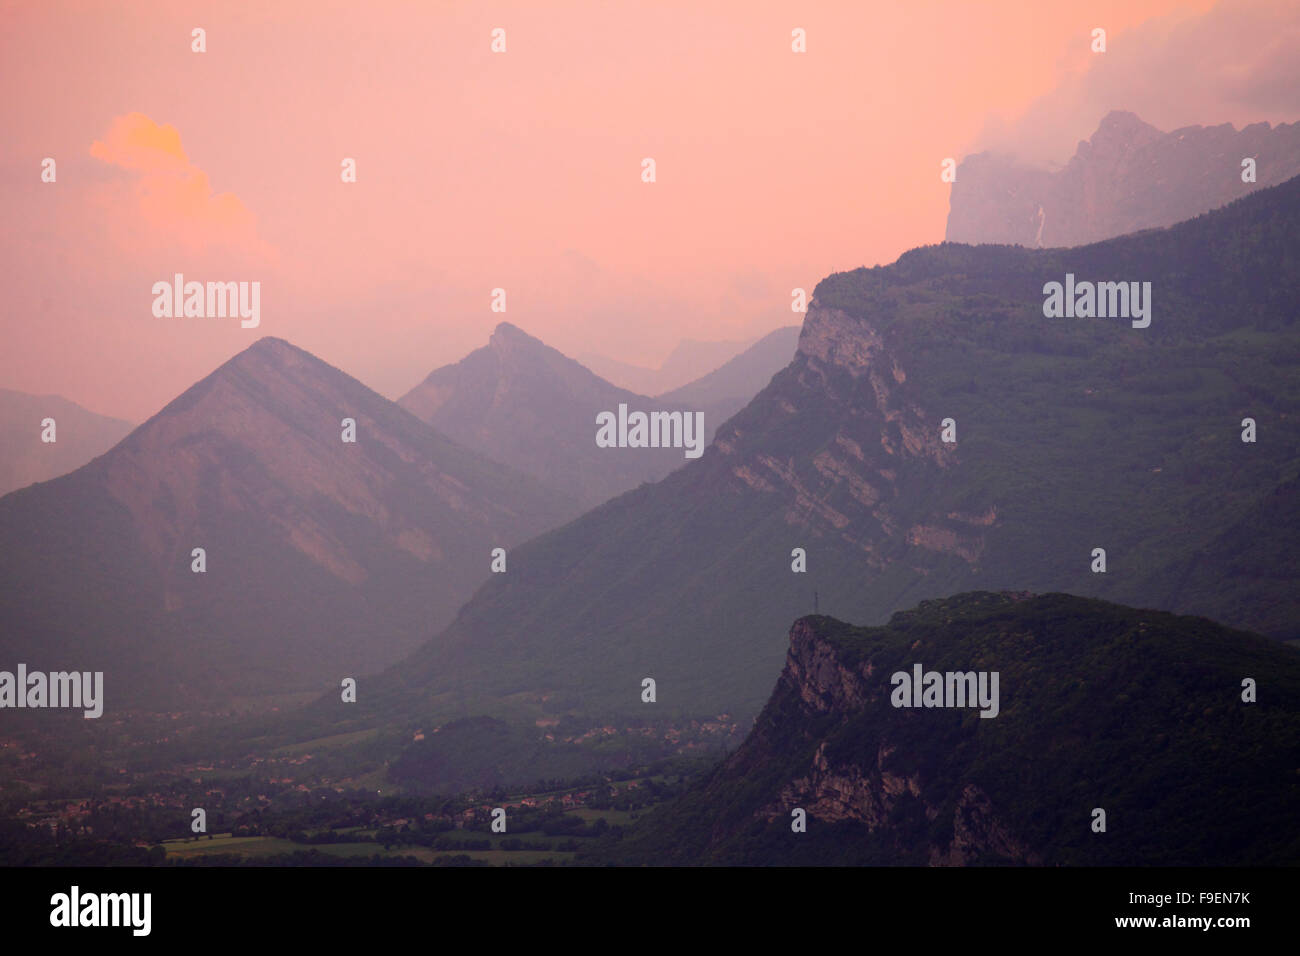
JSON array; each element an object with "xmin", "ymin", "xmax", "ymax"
[
  {"xmin": 398, "ymin": 322, "xmax": 699, "ymax": 512},
  {"xmin": 946, "ymin": 110, "xmax": 1300, "ymax": 247},
  {"xmin": 399, "ymin": 322, "xmax": 798, "ymax": 511},
  {"xmin": 0, "ymin": 337, "xmax": 574, "ymax": 709},
  {"xmin": 0, "ymin": 389, "xmax": 133, "ymax": 498},
  {"xmin": 580, "ymin": 336, "xmax": 755, "ymax": 396},
  {"xmin": 594, "ymin": 592, "xmax": 1300, "ymax": 865},
  {"xmin": 659, "ymin": 326, "xmax": 800, "ymax": 421}
]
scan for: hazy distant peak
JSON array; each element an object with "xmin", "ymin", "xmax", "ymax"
[
  {"xmin": 0, "ymin": 389, "xmax": 135, "ymax": 498},
  {"xmin": 490, "ymin": 320, "xmax": 530, "ymax": 340},
  {"xmin": 488, "ymin": 321, "xmax": 555, "ymax": 358},
  {"xmin": 1094, "ymin": 109, "xmax": 1156, "ymax": 134},
  {"xmin": 658, "ymin": 325, "xmax": 800, "ymax": 406},
  {"xmin": 1077, "ymin": 110, "xmax": 1164, "ymax": 156},
  {"xmin": 398, "ymin": 323, "xmax": 717, "ymax": 510}
]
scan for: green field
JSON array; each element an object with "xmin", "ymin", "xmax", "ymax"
[{"xmin": 163, "ymin": 832, "xmax": 579, "ymax": 866}]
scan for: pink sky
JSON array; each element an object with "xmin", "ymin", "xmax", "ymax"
[{"xmin": 2, "ymin": 0, "xmax": 1295, "ymax": 421}]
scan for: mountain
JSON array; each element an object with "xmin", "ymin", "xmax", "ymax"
[
  {"xmin": 362, "ymin": 175, "xmax": 1299, "ymax": 729},
  {"xmin": 0, "ymin": 389, "xmax": 133, "ymax": 497},
  {"xmin": 659, "ymin": 326, "xmax": 800, "ymax": 425},
  {"xmin": 0, "ymin": 337, "xmax": 574, "ymax": 710},
  {"xmin": 591, "ymin": 592, "xmax": 1300, "ymax": 865},
  {"xmin": 946, "ymin": 110, "xmax": 1300, "ymax": 247},
  {"xmin": 580, "ymin": 336, "xmax": 755, "ymax": 396},
  {"xmin": 398, "ymin": 322, "xmax": 708, "ymax": 511}
]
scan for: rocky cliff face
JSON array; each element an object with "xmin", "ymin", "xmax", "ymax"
[
  {"xmin": 714, "ymin": 304, "xmax": 984, "ymax": 565},
  {"xmin": 946, "ymin": 111, "xmax": 1300, "ymax": 247},
  {"xmin": 750, "ymin": 617, "xmax": 1039, "ymax": 865}
]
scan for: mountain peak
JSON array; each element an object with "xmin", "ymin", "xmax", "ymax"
[
  {"xmin": 399, "ymin": 320, "xmax": 696, "ymax": 510},
  {"xmin": 250, "ymin": 334, "xmax": 293, "ymax": 349},
  {"xmin": 1094, "ymin": 109, "xmax": 1153, "ymax": 133},
  {"xmin": 489, "ymin": 321, "xmax": 539, "ymax": 346},
  {"xmin": 192, "ymin": 337, "xmax": 381, "ymax": 408},
  {"xmin": 248, "ymin": 334, "xmax": 296, "ymax": 352},
  {"xmin": 236, "ymin": 335, "xmax": 309, "ymax": 366},
  {"xmin": 205, "ymin": 336, "xmax": 316, "ymax": 385},
  {"xmin": 1079, "ymin": 110, "xmax": 1163, "ymax": 157}
]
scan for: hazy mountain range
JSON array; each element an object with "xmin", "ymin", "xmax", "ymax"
[
  {"xmin": 0, "ymin": 338, "xmax": 575, "ymax": 708},
  {"xmin": 0, "ymin": 323, "xmax": 798, "ymax": 709},
  {"xmin": 354, "ymin": 175, "xmax": 1299, "ymax": 736},
  {"xmin": 659, "ymin": 326, "xmax": 801, "ymax": 416},
  {"xmin": 1, "ymin": 123, "xmax": 1294, "ymax": 740},
  {"xmin": 0, "ymin": 388, "xmax": 133, "ymax": 498},
  {"xmin": 947, "ymin": 110, "xmax": 1300, "ymax": 247}
]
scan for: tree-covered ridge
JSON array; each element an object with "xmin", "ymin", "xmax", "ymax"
[
  {"xmin": 817, "ymin": 174, "xmax": 1300, "ymax": 341},
  {"xmin": 592, "ymin": 592, "xmax": 1300, "ymax": 866}
]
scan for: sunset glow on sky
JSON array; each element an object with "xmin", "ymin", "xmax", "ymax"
[{"xmin": 2, "ymin": 0, "xmax": 1295, "ymax": 421}]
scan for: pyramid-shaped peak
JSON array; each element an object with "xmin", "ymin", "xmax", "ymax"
[
  {"xmin": 489, "ymin": 321, "xmax": 544, "ymax": 345},
  {"xmin": 219, "ymin": 336, "xmax": 324, "ymax": 377},
  {"xmin": 138, "ymin": 335, "xmax": 358, "ymax": 434},
  {"xmin": 241, "ymin": 335, "xmax": 308, "ymax": 361},
  {"xmin": 248, "ymin": 334, "xmax": 295, "ymax": 351}
]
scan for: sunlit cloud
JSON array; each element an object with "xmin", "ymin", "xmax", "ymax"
[{"xmin": 90, "ymin": 112, "xmax": 275, "ymax": 260}]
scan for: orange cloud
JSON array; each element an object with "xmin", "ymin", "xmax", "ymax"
[
  {"xmin": 90, "ymin": 112, "xmax": 190, "ymax": 173},
  {"xmin": 89, "ymin": 112, "xmax": 274, "ymax": 260}
]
